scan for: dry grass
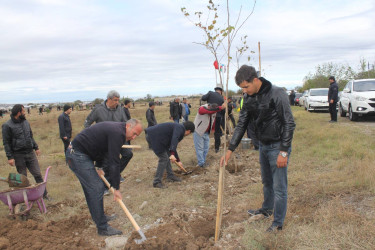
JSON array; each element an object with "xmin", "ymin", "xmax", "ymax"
[{"xmin": 0, "ymin": 103, "xmax": 374, "ymax": 249}]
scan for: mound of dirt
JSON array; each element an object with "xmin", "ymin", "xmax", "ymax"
[
  {"xmin": 125, "ymin": 211, "xmax": 219, "ymax": 250},
  {"xmin": 0, "ymin": 215, "xmax": 96, "ymax": 249}
]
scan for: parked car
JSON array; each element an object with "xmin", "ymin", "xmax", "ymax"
[
  {"xmin": 294, "ymin": 93, "xmax": 302, "ymax": 106},
  {"xmin": 298, "ymin": 90, "xmax": 308, "ymax": 107},
  {"xmin": 339, "ymin": 79, "xmax": 375, "ymax": 121},
  {"xmin": 304, "ymin": 88, "xmax": 329, "ymax": 112}
]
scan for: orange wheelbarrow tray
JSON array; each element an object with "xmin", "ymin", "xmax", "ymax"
[{"xmin": 0, "ymin": 166, "xmax": 51, "ymax": 218}]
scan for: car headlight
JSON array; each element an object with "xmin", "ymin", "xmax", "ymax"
[{"xmin": 355, "ymin": 96, "xmax": 367, "ymax": 101}]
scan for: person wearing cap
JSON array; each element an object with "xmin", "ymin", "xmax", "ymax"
[
  {"xmin": 201, "ymin": 86, "xmax": 225, "ymax": 153},
  {"xmin": 328, "ymin": 76, "xmax": 338, "ymax": 123},
  {"xmin": 58, "ymin": 104, "xmax": 72, "ymax": 155}
]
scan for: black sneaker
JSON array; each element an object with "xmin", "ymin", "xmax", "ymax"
[
  {"xmin": 266, "ymin": 224, "xmax": 282, "ymax": 232},
  {"xmin": 105, "ymin": 214, "xmax": 117, "ymax": 222},
  {"xmin": 247, "ymin": 208, "xmax": 273, "ymax": 218},
  {"xmin": 167, "ymin": 175, "xmax": 181, "ymax": 182},
  {"xmin": 153, "ymin": 183, "xmax": 167, "ymax": 189},
  {"xmin": 98, "ymin": 225, "xmax": 122, "ymax": 236}
]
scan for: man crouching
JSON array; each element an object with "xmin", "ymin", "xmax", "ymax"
[{"xmin": 67, "ymin": 119, "xmax": 143, "ymax": 236}]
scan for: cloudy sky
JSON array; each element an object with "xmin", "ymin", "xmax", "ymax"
[{"xmin": 0, "ymin": 0, "xmax": 374, "ymax": 104}]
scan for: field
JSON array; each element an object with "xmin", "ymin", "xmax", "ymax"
[{"xmin": 0, "ymin": 101, "xmax": 375, "ymax": 249}]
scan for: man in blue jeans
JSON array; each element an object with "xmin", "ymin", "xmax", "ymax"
[
  {"xmin": 221, "ymin": 65, "xmax": 295, "ymax": 232},
  {"xmin": 67, "ymin": 119, "xmax": 143, "ymax": 236},
  {"xmin": 193, "ymin": 103, "xmax": 225, "ymax": 167}
]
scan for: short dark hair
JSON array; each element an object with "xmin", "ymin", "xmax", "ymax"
[
  {"xmin": 149, "ymin": 101, "xmax": 155, "ymax": 107},
  {"xmin": 11, "ymin": 104, "xmax": 24, "ymax": 116},
  {"xmin": 124, "ymin": 99, "xmax": 131, "ymax": 105},
  {"xmin": 235, "ymin": 65, "xmax": 258, "ymax": 85},
  {"xmin": 329, "ymin": 76, "xmax": 335, "ymax": 81},
  {"xmin": 183, "ymin": 121, "xmax": 195, "ymax": 133}
]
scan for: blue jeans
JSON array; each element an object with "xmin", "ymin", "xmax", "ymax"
[
  {"xmin": 183, "ymin": 115, "xmax": 189, "ymax": 122},
  {"xmin": 259, "ymin": 141, "xmax": 291, "ymax": 227},
  {"xmin": 193, "ymin": 132, "xmax": 209, "ymax": 166},
  {"xmin": 66, "ymin": 148, "xmax": 107, "ymax": 231}
]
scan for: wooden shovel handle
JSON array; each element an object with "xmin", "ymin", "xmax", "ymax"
[
  {"xmin": 169, "ymin": 156, "xmax": 188, "ymax": 173},
  {"xmin": 98, "ymin": 174, "xmax": 141, "ymax": 231},
  {"xmin": 122, "ymin": 145, "xmax": 142, "ymax": 149}
]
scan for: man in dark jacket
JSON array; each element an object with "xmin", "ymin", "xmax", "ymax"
[
  {"xmin": 123, "ymin": 99, "xmax": 132, "ymax": 121},
  {"xmin": 328, "ymin": 76, "xmax": 339, "ymax": 123},
  {"xmin": 221, "ymin": 65, "xmax": 295, "ymax": 233},
  {"xmin": 169, "ymin": 98, "xmax": 182, "ymax": 123},
  {"xmin": 67, "ymin": 119, "xmax": 143, "ymax": 236},
  {"xmin": 2, "ymin": 104, "xmax": 49, "ymax": 199},
  {"xmin": 146, "ymin": 101, "xmax": 157, "ymax": 127},
  {"xmin": 201, "ymin": 86, "xmax": 224, "ymax": 152},
  {"xmin": 145, "ymin": 121, "xmax": 195, "ymax": 189},
  {"xmin": 84, "ymin": 90, "xmax": 132, "ymax": 193},
  {"xmin": 58, "ymin": 104, "xmax": 72, "ymax": 155}
]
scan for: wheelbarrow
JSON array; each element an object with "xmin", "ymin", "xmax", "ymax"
[{"xmin": 0, "ymin": 166, "xmax": 52, "ymax": 219}]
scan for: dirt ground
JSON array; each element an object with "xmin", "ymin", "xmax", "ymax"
[{"xmin": 0, "ymin": 137, "xmax": 261, "ymax": 250}]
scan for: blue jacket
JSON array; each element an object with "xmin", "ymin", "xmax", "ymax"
[{"xmin": 145, "ymin": 122, "xmax": 185, "ymax": 160}]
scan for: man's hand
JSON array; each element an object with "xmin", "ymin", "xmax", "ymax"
[
  {"xmin": 113, "ymin": 189, "xmax": 122, "ymax": 201},
  {"xmin": 222, "ymin": 101, "xmax": 227, "ymax": 109},
  {"xmin": 276, "ymin": 154, "xmax": 288, "ymax": 168},
  {"xmin": 220, "ymin": 150, "xmax": 232, "ymax": 166},
  {"xmin": 35, "ymin": 149, "xmax": 41, "ymax": 156},
  {"xmin": 8, "ymin": 159, "xmax": 15, "ymax": 166},
  {"xmin": 170, "ymin": 155, "xmax": 177, "ymax": 163},
  {"xmin": 63, "ymin": 136, "xmax": 68, "ymax": 140}
]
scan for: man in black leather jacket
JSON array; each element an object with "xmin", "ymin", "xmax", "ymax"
[
  {"xmin": 221, "ymin": 65, "xmax": 295, "ymax": 232},
  {"xmin": 328, "ymin": 76, "xmax": 338, "ymax": 122}
]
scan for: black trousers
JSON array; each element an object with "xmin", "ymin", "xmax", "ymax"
[
  {"xmin": 13, "ymin": 151, "xmax": 47, "ymax": 196},
  {"xmin": 329, "ymin": 102, "xmax": 337, "ymax": 121},
  {"xmin": 62, "ymin": 139, "xmax": 70, "ymax": 155},
  {"xmin": 214, "ymin": 116, "xmax": 223, "ymax": 150},
  {"xmin": 228, "ymin": 114, "xmax": 236, "ymax": 128}
]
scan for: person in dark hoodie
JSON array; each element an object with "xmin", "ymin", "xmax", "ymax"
[
  {"xmin": 328, "ymin": 76, "xmax": 339, "ymax": 123},
  {"xmin": 2, "ymin": 104, "xmax": 50, "ymax": 199},
  {"xmin": 58, "ymin": 104, "xmax": 72, "ymax": 155},
  {"xmin": 221, "ymin": 65, "xmax": 295, "ymax": 233},
  {"xmin": 146, "ymin": 101, "xmax": 157, "ymax": 128},
  {"xmin": 145, "ymin": 121, "xmax": 195, "ymax": 189},
  {"xmin": 84, "ymin": 90, "xmax": 132, "ymax": 194}
]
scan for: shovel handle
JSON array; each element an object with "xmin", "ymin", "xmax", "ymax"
[
  {"xmin": 122, "ymin": 145, "xmax": 142, "ymax": 149},
  {"xmin": 169, "ymin": 156, "xmax": 188, "ymax": 173},
  {"xmin": 98, "ymin": 174, "xmax": 141, "ymax": 231}
]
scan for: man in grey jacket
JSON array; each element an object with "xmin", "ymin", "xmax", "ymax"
[{"xmin": 84, "ymin": 90, "xmax": 132, "ymax": 193}]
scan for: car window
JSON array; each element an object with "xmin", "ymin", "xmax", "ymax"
[
  {"xmin": 295, "ymin": 93, "xmax": 302, "ymax": 98},
  {"xmin": 353, "ymin": 80, "xmax": 375, "ymax": 92},
  {"xmin": 310, "ymin": 89, "xmax": 328, "ymax": 96}
]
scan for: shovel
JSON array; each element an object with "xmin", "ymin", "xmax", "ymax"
[
  {"xmin": 98, "ymin": 173, "xmax": 147, "ymax": 244},
  {"xmin": 169, "ymin": 156, "xmax": 193, "ymax": 175},
  {"xmin": 0, "ymin": 173, "xmax": 30, "ymax": 188}
]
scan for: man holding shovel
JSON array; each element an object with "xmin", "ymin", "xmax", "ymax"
[
  {"xmin": 221, "ymin": 65, "xmax": 295, "ymax": 233},
  {"xmin": 67, "ymin": 119, "xmax": 143, "ymax": 236},
  {"xmin": 145, "ymin": 121, "xmax": 195, "ymax": 189}
]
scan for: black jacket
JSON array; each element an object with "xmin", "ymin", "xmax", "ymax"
[
  {"xmin": 229, "ymin": 78, "xmax": 295, "ymax": 152},
  {"xmin": 146, "ymin": 108, "xmax": 157, "ymax": 127},
  {"xmin": 145, "ymin": 122, "xmax": 185, "ymax": 160},
  {"xmin": 2, "ymin": 115, "xmax": 39, "ymax": 159},
  {"xmin": 84, "ymin": 100, "xmax": 127, "ymax": 128},
  {"xmin": 201, "ymin": 91, "xmax": 224, "ymax": 117},
  {"xmin": 328, "ymin": 81, "xmax": 339, "ymax": 102},
  {"xmin": 170, "ymin": 101, "xmax": 182, "ymax": 120},
  {"xmin": 124, "ymin": 107, "xmax": 131, "ymax": 120},
  {"xmin": 58, "ymin": 112, "xmax": 72, "ymax": 140},
  {"xmin": 72, "ymin": 122, "xmax": 126, "ymax": 190}
]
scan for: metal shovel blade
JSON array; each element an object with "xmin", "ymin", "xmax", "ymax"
[{"xmin": 134, "ymin": 229, "xmax": 147, "ymax": 244}]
